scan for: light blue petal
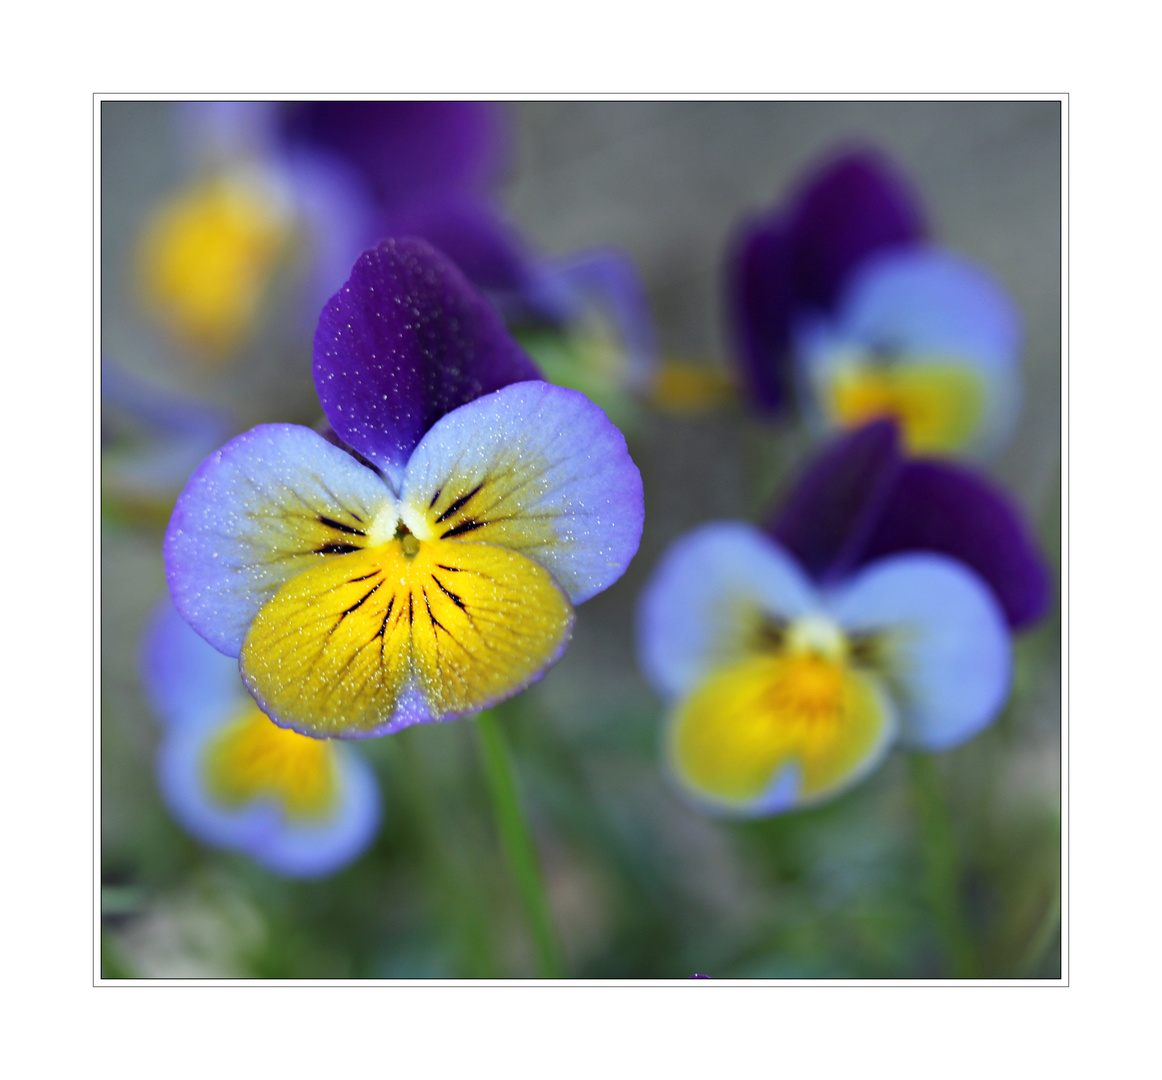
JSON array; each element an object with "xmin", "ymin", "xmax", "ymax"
[
  {"xmin": 156, "ymin": 718, "xmax": 381, "ymax": 879},
  {"xmin": 636, "ymin": 523, "xmax": 821, "ymax": 700},
  {"xmin": 156, "ymin": 718, "xmax": 283, "ymax": 854},
  {"xmin": 140, "ymin": 599, "xmax": 245, "ymax": 731},
  {"xmin": 840, "ymin": 248, "xmax": 1021, "ymax": 374},
  {"xmin": 164, "ymin": 423, "xmax": 396, "ymax": 656},
  {"xmin": 399, "ymin": 380, "xmax": 643, "ymax": 604},
  {"xmin": 827, "ymin": 553, "xmax": 1012, "ymax": 750},
  {"xmin": 795, "ymin": 248, "xmax": 1022, "ymax": 454}
]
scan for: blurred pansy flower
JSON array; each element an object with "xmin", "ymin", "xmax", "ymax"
[
  {"xmin": 136, "ymin": 103, "xmax": 372, "ymax": 361},
  {"xmin": 728, "ymin": 148, "xmax": 1021, "ymax": 455},
  {"xmin": 142, "ymin": 599, "xmax": 380, "ymax": 877},
  {"xmin": 637, "ymin": 420, "xmax": 1049, "ymax": 816},
  {"xmin": 165, "ymin": 237, "xmax": 644, "ymax": 739},
  {"xmin": 135, "ymin": 100, "xmax": 511, "ymax": 363}
]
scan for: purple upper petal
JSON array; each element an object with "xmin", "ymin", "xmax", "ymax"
[
  {"xmin": 767, "ymin": 421, "xmax": 1051, "ymax": 630},
  {"xmin": 767, "ymin": 419, "xmax": 903, "ymax": 582},
  {"xmin": 279, "ymin": 101, "xmax": 511, "ymax": 210},
  {"xmin": 854, "ymin": 459, "xmax": 1052, "ymax": 630},
  {"xmin": 726, "ymin": 214, "xmax": 796, "ymax": 413},
  {"xmin": 727, "ymin": 149, "xmax": 925, "ymax": 416},
  {"xmin": 312, "ymin": 237, "xmax": 541, "ymax": 485},
  {"xmin": 786, "ymin": 148, "xmax": 927, "ymax": 313}
]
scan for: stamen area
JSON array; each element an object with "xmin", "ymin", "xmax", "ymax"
[
  {"xmin": 201, "ymin": 702, "xmax": 340, "ymax": 820},
  {"xmin": 821, "ymin": 357, "xmax": 986, "ymax": 454},
  {"xmin": 240, "ymin": 536, "xmax": 575, "ymax": 738},
  {"xmin": 671, "ymin": 641, "xmax": 893, "ymax": 808}
]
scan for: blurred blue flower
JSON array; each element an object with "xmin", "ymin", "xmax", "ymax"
[
  {"xmin": 163, "ymin": 238, "xmax": 644, "ymax": 739},
  {"xmin": 141, "ymin": 599, "xmax": 381, "ymax": 878},
  {"xmin": 637, "ymin": 420, "xmax": 1050, "ymax": 816},
  {"xmin": 727, "ymin": 149, "xmax": 1021, "ymax": 456}
]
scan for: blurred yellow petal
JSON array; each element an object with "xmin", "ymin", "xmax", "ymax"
[
  {"xmin": 822, "ymin": 360, "xmax": 987, "ymax": 454},
  {"xmin": 137, "ymin": 170, "xmax": 294, "ymax": 356},
  {"xmin": 670, "ymin": 649, "xmax": 895, "ymax": 811},
  {"xmin": 648, "ymin": 358, "xmax": 737, "ymax": 414},
  {"xmin": 202, "ymin": 702, "xmax": 341, "ymax": 820},
  {"xmin": 240, "ymin": 537, "xmax": 574, "ymax": 738}
]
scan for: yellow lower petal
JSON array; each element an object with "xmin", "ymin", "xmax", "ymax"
[
  {"xmin": 201, "ymin": 702, "xmax": 341, "ymax": 820},
  {"xmin": 240, "ymin": 538, "xmax": 574, "ymax": 738},
  {"xmin": 823, "ymin": 360, "xmax": 987, "ymax": 455},
  {"xmin": 670, "ymin": 652, "xmax": 894, "ymax": 809}
]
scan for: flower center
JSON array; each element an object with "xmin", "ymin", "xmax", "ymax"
[
  {"xmin": 201, "ymin": 702, "xmax": 340, "ymax": 820},
  {"xmin": 821, "ymin": 354, "xmax": 987, "ymax": 453}
]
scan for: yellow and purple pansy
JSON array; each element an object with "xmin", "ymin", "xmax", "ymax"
[
  {"xmin": 637, "ymin": 420, "xmax": 1049, "ymax": 816},
  {"xmin": 142, "ymin": 600, "xmax": 381, "ymax": 877},
  {"xmin": 164, "ymin": 237, "xmax": 644, "ymax": 739},
  {"xmin": 728, "ymin": 148, "xmax": 1020, "ymax": 456}
]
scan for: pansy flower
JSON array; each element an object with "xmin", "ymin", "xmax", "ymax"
[
  {"xmin": 164, "ymin": 237, "xmax": 644, "ymax": 739},
  {"xmin": 728, "ymin": 148, "xmax": 1021, "ymax": 456},
  {"xmin": 637, "ymin": 420, "xmax": 1048, "ymax": 816},
  {"xmin": 141, "ymin": 599, "xmax": 380, "ymax": 877}
]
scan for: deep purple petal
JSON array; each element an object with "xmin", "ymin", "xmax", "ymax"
[
  {"xmin": 726, "ymin": 214, "xmax": 796, "ymax": 413},
  {"xmin": 853, "ymin": 459, "xmax": 1052, "ymax": 630},
  {"xmin": 767, "ymin": 420, "xmax": 903, "ymax": 581},
  {"xmin": 787, "ymin": 148, "xmax": 927, "ymax": 313},
  {"xmin": 279, "ymin": 101, "xmax": 511, "ymax": 210},
  {"xmin": 312, "ymin": 237, "xmax": 541, "ymax": 484}
]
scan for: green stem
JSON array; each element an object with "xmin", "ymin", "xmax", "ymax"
[
  {"xmin": 476, "ymin": 710, "xmax": 565, "ymax": 978},
  {"xmin": 908, "ymin": 752, "xmax": 978, "ymax": 979},
  {"xmin": 1016, "ymin": 887, "xmax": 1061, "ymax": 978},
  {"xmin": 394, "ymin": 731, "xmax": 497, "ymax": 978}
]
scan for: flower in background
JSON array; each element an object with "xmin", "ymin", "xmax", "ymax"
[
  {"xmin": 141, "ymin": 599, "xmax": 380, "ymax": 877},
  {"xmin": 727, "ymin": 148, "xmax": 1021, "ymax": 456},
  {"xmin": 134, "ymin": 100, "xmax": 514, "ymax": 366},
  {"xmin": 637, "ymin": 420, "xmax": 1050, "ymax": 816},
  {"xmin": 165, "ymin": 238, "xmax": 644, "ymax": 739},
  {"xmin": 135, "ymin": 101, "xmax": 376, "ymax": 363}
]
